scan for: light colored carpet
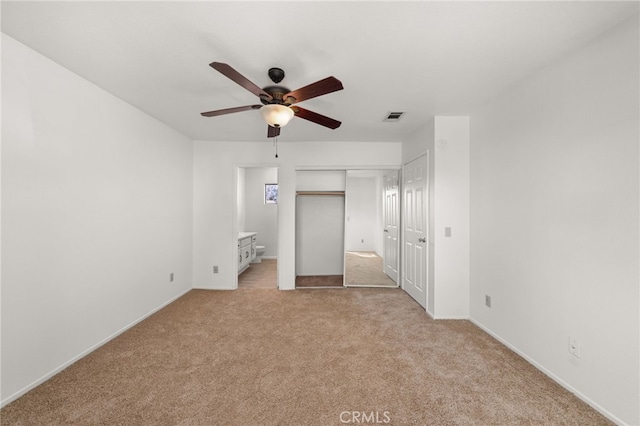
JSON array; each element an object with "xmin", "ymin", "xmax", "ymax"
[
  {"xmin": 1, "ymin": 288, "xmax": 611, "ymax": 425},
  {"xmin": 345, "ymin": 251, "xmax": 397, "ymax": 287}
]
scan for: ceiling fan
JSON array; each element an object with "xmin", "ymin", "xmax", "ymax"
[{"xmin": 201, "ymin": 62, "xmax": 344, "ymax": 138}]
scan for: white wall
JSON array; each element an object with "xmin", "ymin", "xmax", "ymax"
[
  {"xmin": 345, "ymin": 177, "xmax": 378, "ymax": 252},
  {"xmin": 296, "ymin": 170, "xmax": 346, "ymax": 191},
  {"xmin": 296, "ymin": 194, "xmax": 345, "ymax": 276},
  {"xmin": 236, "ymin": 168, "xmax": 245, "ymax": 232},
  {"xmin": 470, "ymin": 15, "xmax": 639, "ymax": 426},
  {"xmin": 374, "ymin": 175, "xmax": 384, "ymax": 256},
  {"xmin": 243, "ymin": 168, "xmax": 277, "ymax": 258},
  {"xmin": 433, "ymin": 117, "xmax": 470, "ymax": 319},
  {"xmin": 296, "ymin": 170, "xmax": 346, "ymax": 275},
  {"xmin": 403, "ymin": 118, "xmax": 434, "ymax": 165},
  {"xmin": 1, "ymin": 35, "xmax": 193, "ymax": 405},
  {"xmin": 193, "ymin": 141, "xmax": 402, "ymax": 291}
]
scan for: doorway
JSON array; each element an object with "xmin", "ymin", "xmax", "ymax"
[
  {"xmin": 236, "ymin": 166, "xmax": 278, "ymax": 289},
  {"xmin": 344, "ymin": 169, "xmax": 400, "ymax": 288},
  {"xmin": 294, "ymin": 170, "xmax": 346, "ymax": 288}
]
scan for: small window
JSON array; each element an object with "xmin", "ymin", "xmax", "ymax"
[{"xmin": 265, "ymin": 184, "xmax": 278, "ymax": 204}]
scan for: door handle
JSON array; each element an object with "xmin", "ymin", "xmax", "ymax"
[
  {"xmin": 384, "ymin": 229, "xmax": 389, "ymax": 232},
  {"xmin": 418, "ymin": 238, "xmax": 426, "ymax": 243}
]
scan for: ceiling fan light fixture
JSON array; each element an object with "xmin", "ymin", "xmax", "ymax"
[{"xmin": 260, "ymin": 104, "xmax": 294, "ymax": 128}]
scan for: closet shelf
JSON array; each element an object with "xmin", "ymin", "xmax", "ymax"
[{"xmin": 296, "ymin": 191, "xmax": 345, "ymax": 196}]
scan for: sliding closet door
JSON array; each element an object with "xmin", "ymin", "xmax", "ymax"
[{"xmin": 295, "ymin": 195, "xmax": 345, "ymax": 276}]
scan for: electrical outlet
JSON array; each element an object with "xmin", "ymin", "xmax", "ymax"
[
  {"xmin": 485, "ymin": 295, "xmax": 492, "ymax": 308},
  {"xmin": 213, "ymin": 266, "xmax": 219, "ymax": 274},
  {"xmin": 445, "ymin": 227, "xmax": 452, "ymax": 237},
  {"xmin": 169, "ymin": 273, "xmax": 174, "ymax": 282},
  {"xmin": 569, "ymin": 337, "xmax": 581, "ymax": 358}
]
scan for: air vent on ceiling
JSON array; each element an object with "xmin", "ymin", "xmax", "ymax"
[{"xmin": 383, "ymin": 111, "xmax": 406, "ymax": 122}]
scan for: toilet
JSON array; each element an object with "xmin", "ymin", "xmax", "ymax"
[{"xmin": 253, "ymin": 245, "xmax": 266, "ymax": 263}]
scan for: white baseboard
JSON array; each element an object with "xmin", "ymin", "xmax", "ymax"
[
  {"xmin": 261, "ymin": 255, "xmax": 277, "ymax": 260},
  {"xmin": 432, "ymin": 315, "xmax": 469, "ymax": 320},
  {"xmin": 192, "ymin": 287, "xmax": 234, "ymax": 291},
  {"xmin": 1, "ymin": 288, "xmax": 192, "ymax": 408},
  {"xmin": 469, "ymin": 318, "xmax": 627, "ymax": 426}
]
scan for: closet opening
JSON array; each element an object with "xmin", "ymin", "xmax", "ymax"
[
  {"xmin": 295, "ymin": 170, "xmax": 346, "ymax": 288},
  {"xmin": 344, "ymin": 169, "xmax": 400, "ymax": 288},
  {"xmin": 293, "ymin": 168, "xmax": 401, "ymax": 289}
]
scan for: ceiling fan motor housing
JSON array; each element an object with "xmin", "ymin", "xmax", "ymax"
[
  {"xmin": 261, "ymin": 67, "xmax": 296, "ymax": 105},
  {"xmin": 260, "ymin": 85, "xmax": 293, "ymax": 106}
]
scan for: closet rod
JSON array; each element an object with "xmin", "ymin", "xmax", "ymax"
[{"xmin": 296, "ymin": 191, "xmax": 345, "ymax": 196}]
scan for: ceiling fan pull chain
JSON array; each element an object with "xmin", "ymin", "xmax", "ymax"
[{"xmin": 275, "ymin": 137, "xmax": 279, "ymax": 159}]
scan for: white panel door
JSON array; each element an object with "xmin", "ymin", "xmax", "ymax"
[
  {"xmin": 383, "ymin": 170, "xmax": 400, "ymax": 283},
  {"xmin": 402, "ymin": 155, "xmax": 428, "ymax": 308}
]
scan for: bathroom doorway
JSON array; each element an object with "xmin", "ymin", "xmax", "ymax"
[{"xmin": 236, "ymin": 166, "xmax": 278, "ymax": 289}]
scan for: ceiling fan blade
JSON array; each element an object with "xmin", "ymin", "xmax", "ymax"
[
  {"xmin": 283, "ymin": 76, "xmax": 343, "ymax": 104},
  {"xmin": 200, "ymin": 105, "xmax": 261, "ymax": 117},
  {"xmin": 267, "ymin": 125, "xmax": 281, "ymax": 138},
  {"xmin": 292, "ymin": 106, "xmax": 341, "ymax": 129},
  {"xmin": 210, "ymin": 62, "xmax": 272, "ymax": 101}
]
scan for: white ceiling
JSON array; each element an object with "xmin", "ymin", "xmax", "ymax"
[{"xmin": 2, "ymin": 1, "xmax": 638, "ymax": 142}]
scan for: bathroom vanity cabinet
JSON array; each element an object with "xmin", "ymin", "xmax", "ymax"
[{"xmin": 238, "ymin": 232, "xmax": 257, "ymax": 274}]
